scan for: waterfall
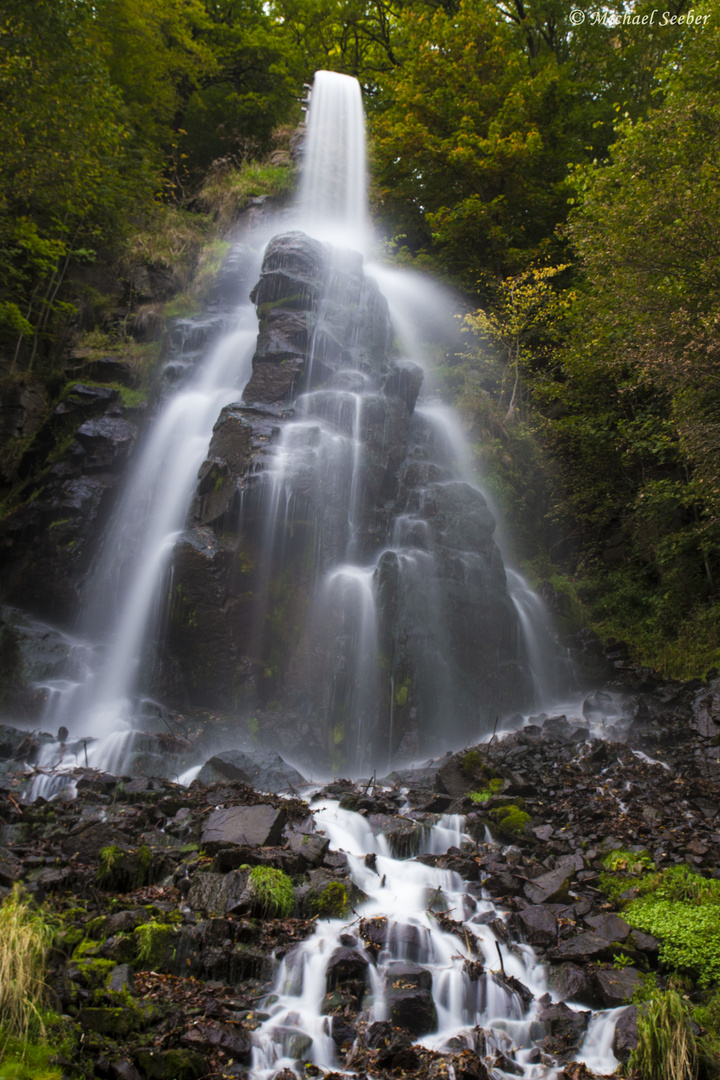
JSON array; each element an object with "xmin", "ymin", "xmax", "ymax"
[{"xmin": 36, "ymin": 68, "xmax": 566, "ymax": 778}]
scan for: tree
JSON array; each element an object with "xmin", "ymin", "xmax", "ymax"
[{"xmin": 0, "ymin": 0, "xmax": 140, "ymax": 369}]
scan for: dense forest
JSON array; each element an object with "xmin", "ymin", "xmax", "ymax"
[{"xmin": 1, "ymin": 0, "xmax": 719, "ymax": 674}]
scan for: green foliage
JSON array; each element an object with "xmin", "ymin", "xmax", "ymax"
[
  {"xmin": 603, "ymin": 849, "xmax": 655, "ymax": 874},
  {"xmin": 0, "ymin": 1030, "xmax": 62, "ymax": 1079},
  {"xmin": 199, "ymin": 161, "xmax": 295, "ymax": 232},
  {"xmin": 0, "ymin": 888, "xmax": 54, "ymax": 1045},
  {"xmin": 248, "ymin": 866, "xmax": 294, "ymax": 918},
  {"xmin": 629, "ymin": 990, "xmax": 698, "ymax": 1080},
  {"xmin": 470, "ymin": 778, "xmax": 504, "ymax": 803},
  {"xmin": 462, "ymin": 750, "xmax": 484, "ymax": 776},
  {"xmin": 623, "ymin": 868, "xmax": 720, "ymax": 988}
]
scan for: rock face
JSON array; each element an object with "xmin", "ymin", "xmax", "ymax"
[{"xmin": 165, "ymin": 231, "xmax": 530, "ymax": 769}]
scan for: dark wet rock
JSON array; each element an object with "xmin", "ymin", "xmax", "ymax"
[
  {"xmin": 585, "ymin": 912, "xmax": 630, "ymax": 941},
  {"xmin": 75, "ymin": 416, "xmax": 135, "ymax": 470},
  {"xmin": 197, "ymin": 749, "xmax": 306, "ymax": 792},
  {"xmin": 547, "ymin": 963, "xmax": 596, "ymax": 1005},
  {"xmin": 135, "ymin": 1048, "xmax": 207, "ymax": 1080},
  {"xmin": 549, "ymin": 932, "xmax": 617, "ymax": 964},
  {"xmin": 61, "ymin": 822, "xmax": 133, "ymax": 862},
  {"xmin": 108, "ymin": 964, "xmax": 135, "ymax": 994},
  {"xmin": 515, "ymin": 905, "xmax": 558, "ymax": 947},
  {"xmin": 325, "ymin": 946, "xmax": 369, "ymax": 989},
  {"xmin": 612, "ymin": 1005, "xmax": 639, "ymax": 1062},
  {"xmin": 539, "ymin": 1000, "xmax": 591, "ymax": 1052},
  {"xmin": 365, "ymin": 1020, "xmax": 415, "ymax": 1068},
  {"xmin": 582, "ymin": 690, "xmax": 614, "ymax": 720},
  {"xmin": 385, "ymin": 961, "xmax": 433, "ymax": 991},
  {"xmin": 524, "ymin": 867, "xmax": 572, "ymax": 905},
  {"xmin": 385, "ymin": 985, "xmax": 438, "ymax": 1036},
  {"xmin": 201, "ymin": 804, "xmax": 286, "ymax": 851},
  {"xmin": 367, "ymin": 813, "xmax": 426, "ymax": 857},
  {"xmin": 626, "ymin": 929, "xmax": 660, "ymax": 959},
  {"xmin": 187, "ymin": 870, "xmax": 249, "ymax": 915},
  {"xmin": 594, "ymin": 966, "xmax": 643, "ymax": 1007},
  {"xmin": 180, "ymin": 1022, "xmax": 252, "ymax": 1062}
]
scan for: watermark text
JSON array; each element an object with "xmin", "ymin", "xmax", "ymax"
[{"xmin": 569, "ymin": 7, "xmax": 710, "ymax": 26}]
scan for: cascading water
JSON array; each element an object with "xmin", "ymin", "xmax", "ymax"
[
  {"xmin": 35, "ymin": 271, "xmax": 260, "ymax": 780},
  {"xmin": 37, "ymin": 67, "xmax": 564, "ymax": 780},
  {"xmin": 249, "ymin": 801, "xmax": 621, "ymax": 1080}
]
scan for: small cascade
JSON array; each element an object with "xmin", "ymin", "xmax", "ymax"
[{"xmin": 250, "ymin": 802, "xmax": 572, "ymax": 1079}]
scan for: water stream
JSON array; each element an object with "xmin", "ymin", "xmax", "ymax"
[{"xmin": 249, "ymin": 800, "xmax": 621, "ymax": 1079}]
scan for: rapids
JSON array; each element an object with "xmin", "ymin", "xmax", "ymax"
[{"xmin": 249, "ymin": 798, "xmax": 622, "ymax": 1079}]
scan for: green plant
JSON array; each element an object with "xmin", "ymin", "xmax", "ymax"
[
  {"xmin": 0, "ymin": 1033, "xmax": 62, "ymax": 1079},
  {"xmin": 469, "ymin": 778, "xmax": 504, "ymax": 803},
  {"xmin": 0, "ymin": 888, "xmax": 54, "ymax": 1045},
  {"xmin": 629, "ymin": 991, "xmax": 698, "ymax": 1080},
  {"xmin": 248, "ymin": 867, "xmax": 294, "ymax": 918},
  {"xmin": 603, "ymin": 848, "xmax": 655, "ymax": 874},
  {"xmin": 622, "ymin": 867, "xmax": 720, "ymax": 987}
]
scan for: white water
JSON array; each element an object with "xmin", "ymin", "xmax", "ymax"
[
  {"xmin": 298, "ymin": 70, "xmax": 367, "ymax": 251},
  {"xmin": 250, "ymin": 803, "xmax": 621, "ymax": 1079},
  {"xmin": 43, "ymin": 305, "xmax": 257, "ymax": 757}
]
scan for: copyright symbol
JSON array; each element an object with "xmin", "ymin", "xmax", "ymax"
[{"xmin": 570, "ymin": 8, "xmax": 585, "ymax": 22}]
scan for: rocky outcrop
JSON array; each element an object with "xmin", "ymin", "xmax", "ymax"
[{"xmin": 165, "ymin": 231, "xmax": 529, "ymax": 768}]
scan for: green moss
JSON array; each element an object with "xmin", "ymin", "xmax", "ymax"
[
  {"xmin": 462, "ymin": 750, "xmax": 484, "ymax": 776},
  {"xmin": 394, "ymin": 682, "xmax": 409, "ymax": 707},
  {"xmin": 134, "ymin": 921, "xmax": 176, "ymax": 969},
  {"xmin": 489, "ymin": 804, "xmax": 531, "ymax": 839},
  {"xmin": 96, "ymin": 843, "xmax": 153, "ymax": 891},
  {"xmin": 469, "ymin": 778, "xmax": 504, "ymax": 803},
  {"xmin": 0, "ymin": 1031, "xmax": 63, "ymax": 1080},
  {"xmin": 311, "ymin": 882, "xmax": 350, "ymax": 919},
  {"xmin": 248, "ymin": 867, "xmax": 294, "ymax": 918}
]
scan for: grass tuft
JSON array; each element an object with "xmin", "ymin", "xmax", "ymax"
[
  {"xmin": 630, "ymin": 990, "xmax": 698, "ymax": 1080},
  {"xmin": 0, "ymin": 888, "xmax": 54, "ymax": 1046}
]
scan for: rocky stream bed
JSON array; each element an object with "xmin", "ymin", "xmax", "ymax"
[{"xmin": 2, "ymin": 666, "xmax": 720, "ymax": 1080}]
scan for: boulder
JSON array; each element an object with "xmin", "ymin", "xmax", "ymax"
[
  {"xmin": 201, "ymin": 805, "xmax": 286, "ymax": 851},
  {"xmin": 385, "ymin": 986, "xmax": 438, "ymax": 1036},
  {"xmin": 594, "ymin": 966, "xmax": 643, "ymax": 1007},
  {"xmin": 515, "ymin": 904, "xmax": 558, "ymax": 947},
  {"xmin": 325, "ymin": 947, "xmax": 369, "ymax": 990},
  {"xmin": 539, "ymin": 1000, "xmax": 591, "ymax": 1052},
  {"xmin": 197, "ymin": 749, "xmax": 306, "ymax": 792},
  {"xmin": 524, "ymin": 867, "xmax": 572, "ymax": 905}
]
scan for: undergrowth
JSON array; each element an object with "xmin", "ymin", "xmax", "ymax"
[{"xmin": 0, "ymin": 887, "xmax": 54, "ymax": 1046}]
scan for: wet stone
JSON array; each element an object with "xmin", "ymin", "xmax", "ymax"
[
  {"xmin": 385, "ymin": 961, "xmax": 433, "ymax": 991},
  {"xmin": 201, "ymin": 804, "xmax": 286, "ymax": 851},
  {"xmin": 547, "ymin": 963, "xmax": 596, "ymax": 1006},
  {"xmin": 515, "ymin": 904, "xmax": 558, "ymax": 947},
  {"xmin": 539, "ymin": 1000, "xmax": 591, "ymax": 1052},
  {"xmin": 385, "ymin": 985, "xmax": 438, "ymax": 1036},
  {"xmin": 585, "ymin": 912, "xmax": 630, "ymax": 941},
  {"xmin": 594, "ymin": 966, "xmax": 643, "ymax": 1007},
  {"xmin": 325, "ymin": 947, "xmax": 369, "ymax": 990}
]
